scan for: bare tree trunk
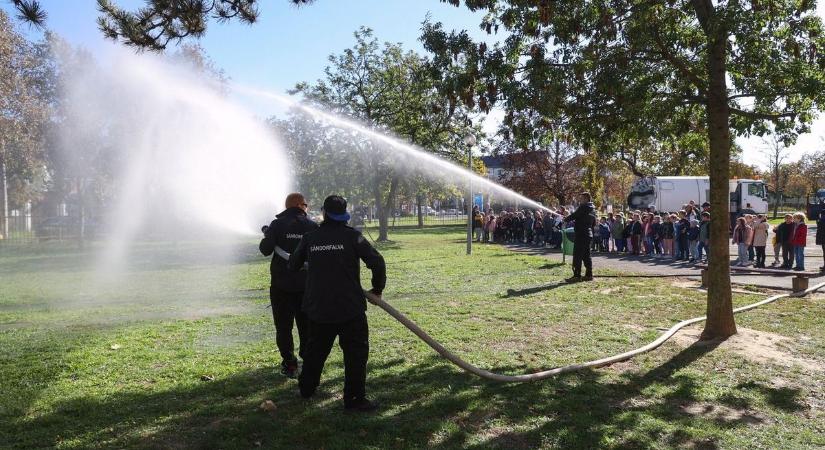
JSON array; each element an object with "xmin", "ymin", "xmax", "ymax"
[
  {"xmin": 1, "ymin": 154, "xmax": 8, "ymax": 240},
  {"xmin": 772, "ymin": 166, "xmax": 780, "ymax": 219},
  {"xmin": 373, "ymin": 176, "xmax": 399, "ymax": 241},
  {"xmin": 372, "ymin": 181, "xmax": 388, "ymax": 241},
  {"xmin": 77, "ymin": 178, "xmax": 86, "ymax": 249},
  {"xmin": 701, "ymin": 22, "xmax": 737, "ymax": 340},
  {"xmin": 417, "ymin": 193, "xmax": 424, "ymax": 228}
]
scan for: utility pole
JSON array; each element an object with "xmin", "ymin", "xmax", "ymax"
[{"xmin": 464, "ymin": 134, "xmax": 476, "ymax": 255}]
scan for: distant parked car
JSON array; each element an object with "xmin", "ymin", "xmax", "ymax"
[
  {"xmin": 35, "ymin": 216, "xmax": 99, "ymax": 239},
  {"xmin": 36, "ymin": 217, "xmax": 76, "ymax": 239}
]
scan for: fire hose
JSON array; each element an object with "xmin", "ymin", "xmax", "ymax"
[{"xmin": 363, "ymin": 281, "xmax": 825, "ymax": 383}]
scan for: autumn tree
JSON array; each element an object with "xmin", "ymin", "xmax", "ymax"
[
  {"xmin": 798, "ymin": 149, "xmax": 825, "ymax": 194},
  {"xmin": 762, "ymin": 135, "xmax": 791, "ymax": 218},
  {"xmin": 0, "ymin": 10, "xmax": 49, "ymax": 238},
  {"xmin": 422, "ymin": 0, "xmax": 825, "ymax": 339},
  {"xmin": 493, "ymin": 110, "xmax": 581, "ymax": 206},
  {"xmin": 292, "ymin": 28, "xmax": 473, "ymax": 240}
]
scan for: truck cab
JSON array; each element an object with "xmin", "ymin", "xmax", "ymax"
[
  {"xmin": 806, "ymin": 189, "xmax": 825, "ymax": 220},
  {"xmin": 729, "ymin": 179, "xmax": 768, "ymax": 216}
]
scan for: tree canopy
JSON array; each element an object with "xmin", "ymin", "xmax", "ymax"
[{"xmin": 422, "ymin": 0, "xmax": 825, "ymax": 338}]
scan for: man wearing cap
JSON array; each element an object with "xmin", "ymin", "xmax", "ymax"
[
  {"xmin": 259, "ymin": 193, "xmax": 318, "ymax": 378},
  {"xmin": 288, "ymin": 195, "xmax": 386, "ymax": 412}
]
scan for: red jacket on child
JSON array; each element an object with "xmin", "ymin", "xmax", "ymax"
[{"xmin": 791, "ymin": 223, "xmax": 807, "ymax": 247}]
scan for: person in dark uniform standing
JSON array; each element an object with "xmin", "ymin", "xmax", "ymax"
[
  {"xmin": 565, "ymin": 192, "xmax": 597, "ymax": 283},
  {"xmin": 259, "ymin": 193, "xmax": 318, "ymax": 378},
  {"xmin": 288, "ymin": 195, "xmax": 386, "ymax": 412}
]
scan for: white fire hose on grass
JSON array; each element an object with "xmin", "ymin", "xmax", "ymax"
[{"xmin": 363, "ymin": 281, "xmax": 825, "ymax": 383}]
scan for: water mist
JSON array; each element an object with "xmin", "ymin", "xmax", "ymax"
[{"xmin": 39, "ymin": 44, "xmax": 293, "ymax": 323}]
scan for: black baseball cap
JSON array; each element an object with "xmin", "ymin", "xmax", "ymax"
[{"xmin": 323, "ymin": 195, "xmax": 350, "ymax": 222}]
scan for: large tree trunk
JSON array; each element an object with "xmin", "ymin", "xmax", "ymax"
[
  {"xmin": 372, "ymin": 176, "xmax": 399, "ymax": 241},
  {"xmin": 701, "ymin": 26, "xmax": 737, "ymax": 340},
  {"xmin": 372, "ymin": 181, "xmax": 388, "ymax": 241},
  {"xmin": 416, "ymin": 193, "xmax": 424, "ymax": 228},
  {"xmin": 1, "ymin": 154, "xmax": 8, "ymax": 240}
]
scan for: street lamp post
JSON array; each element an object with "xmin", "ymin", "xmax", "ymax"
[{"xmin": 464, "ymin": 134, "xmax": 477, "ymax": 255}]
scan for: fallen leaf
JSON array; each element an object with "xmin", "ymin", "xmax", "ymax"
[
  {"xmin": 109, "ymin": 344, "xmax": 122, "ymax": 350},
  {"xmin": 259, "ymin": 400, "xmax": 277, "ymax": 412},
  {"xmin": 200, "ymin": 375, "xmax": 214, "ymax": 382}
]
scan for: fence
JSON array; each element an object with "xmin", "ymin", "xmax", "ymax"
[
  {"xmin": 361, "ymin": 213, "xmax": 468, "ymax": 230},
  {"xmin": 0, "ymin": 212, "xmax": 94, "ymax": 244}
]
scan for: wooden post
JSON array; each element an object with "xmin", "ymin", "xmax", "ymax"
[
  {"xmin": 792, "ymin": 276, "xmax": 809, "ymax": 294},
  {"xmin": 701, "ymin": 269, "xmax": 708, "ymax": 288}
]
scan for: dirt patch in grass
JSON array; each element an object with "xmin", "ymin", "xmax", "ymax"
[
  {"xmin": 598, "ymin": 287, "xmax": 622, "ymax": 294},
  {"xmin": 671, "ymin": 280, "xmax": 700, "ymax": 289},
  {"xmin": 673, "ymin": 326, "xmax": 823, "ymax": 372},
  {"xmin": 679, "ymin": 401, "xmax": 769, "ymax": 425}
]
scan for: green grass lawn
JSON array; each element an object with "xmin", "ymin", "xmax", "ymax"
[{"xmin": 1, "ymin": 228, "xmax": 823, "ymax": 449}]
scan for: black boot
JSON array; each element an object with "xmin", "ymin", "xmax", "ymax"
[
  {"xmin": 345, "ymin": 397, "xmax": 379, "ymax": 413},
  {"xmin": 565, "ymin": 275, "xmax": 582, "ymax": 283}
]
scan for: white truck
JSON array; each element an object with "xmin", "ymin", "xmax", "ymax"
[{"xmin": 627, "ymin": 176, "xmax": 768, "ymax": 224}]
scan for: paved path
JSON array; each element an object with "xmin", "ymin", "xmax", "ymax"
[{"xmin": 509, "ymin": 225, "xmax": 824, "ymax": 291}]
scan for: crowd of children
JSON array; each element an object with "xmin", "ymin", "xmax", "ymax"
[{"xmin": 473, "ymin": 199, "xmax": 822, "ymax": 272}]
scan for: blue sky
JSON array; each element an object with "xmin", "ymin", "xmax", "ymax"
[
  {"xmin": 3, "ymin": 1, "xmax": 489, "ymax": 92},
  {"xmin": 3, "ymin": 0, "xmax": 824, "ymax": 167}
]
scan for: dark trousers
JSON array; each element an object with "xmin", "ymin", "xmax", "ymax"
[
  {"xmin": 299, "ymin": 314, "xmax": 369, "ymax": 402},
  {"xmin": 782, "ymin": 243, "xmax": 794, "ymax": 267},
  {"xmin": 755, "ymin": 246, "xmax": 766, "ymax": 267},
  {"xmin": 270, "ymin": 287, "xmax": 307, "ymax": 365},
  {"xmin": 748, "ymin": 245, "xmax": 755, "ymax": 261},
  {"xmin": 677, "ymin": 236, "xmax": 689, "ymax": 259},
  {"xmin": 572, "ymin": 237, "xmax": 593, "ymax": 277}
]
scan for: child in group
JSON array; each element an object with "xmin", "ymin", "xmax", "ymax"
[
  {"xmin": 629, "ymin": 213, "xmax": 643, "ymax": 255},
  {"xmin": 611, "ymin": 213, "xmax": 626, "ymax": 253},
  {"xmin": 791, "ymin": 212, "xmax": 808, "ymax": 271},
  {"xmin": 651, "ymin": 215, "xmax": 663, "ymax": 256},
  {"xmin": 533, "ymin": 211, "xmax": 544, "ymax": 246},
  {"xmin": 751, "ymin": 214, "xmax": 769, "ymax": 268},
  {"xmin": 732, "ymin": 217, "xmax": 753, "ymax": 266},
  {"xmin": 523, "ymin": 212, "xmax": 534, "ymax": 244},
  {"xmin": 697, "ymin": 212, "xmax": 710, "ymax": 262},
  {"xmin": 484, "ymin": 213, "xmax": 496, "ymax": 243},
  {"xmin": 676, "ymin": 211, "xmax": 690, "ymax": 261},
  {"xmin": 598, "ymin": 217, "xmax": 611, "ymax": 252},
  {"xmin": 661, "ymin": 215, "xmax": 675, "ymax": 258},
  {"xmin": 641, "ymin": 214, "xmax": 653, "ymax": 255},
  {"xmin": 687, "ymin": 219, "xmax": 700, "ymax": 262}
]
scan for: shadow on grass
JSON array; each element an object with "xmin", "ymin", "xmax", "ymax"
[
  {"xmin": 0, "ymin": 241, "xmax": 266, "ymax": 275},
  {"xmin": 7, "ymin": 339, "xmax": 806, "ymax": 449},
  {"xmin": 501, "ymin": 281, "xmax": 568, "ymax": 298}
]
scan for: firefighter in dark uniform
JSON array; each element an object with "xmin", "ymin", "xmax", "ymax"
[
  {"xmin": 259, "ymin": 193, "xmax": 318, "ymax": 378},
  {"xmin": 288, "ymin": 195, "xmax": 386, "ymax": 412},
  {"xmin": 565, "ymin": 192, "xmax": 597, "ymax": 283}
]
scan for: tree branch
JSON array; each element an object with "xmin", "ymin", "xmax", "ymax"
[{"xmin": 729, "ymin": 108, "xmax": 796, "ymax": 120}]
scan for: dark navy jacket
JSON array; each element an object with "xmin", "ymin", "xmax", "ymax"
[
  {"xmin": 288, "ymin": 221, "xmax": 386, "ymax": 323},
  {"xmin": 259, "ymin": 207, "xmax": 318, "ymax": 292},
  {"xmin": 566, "ymin": 202, "xmax": 596, "ymax": 239}
]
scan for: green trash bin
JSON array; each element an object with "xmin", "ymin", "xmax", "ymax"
[{"xmin": 561, "ymin": 227, "xmax": 575, "ymax": 259}]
